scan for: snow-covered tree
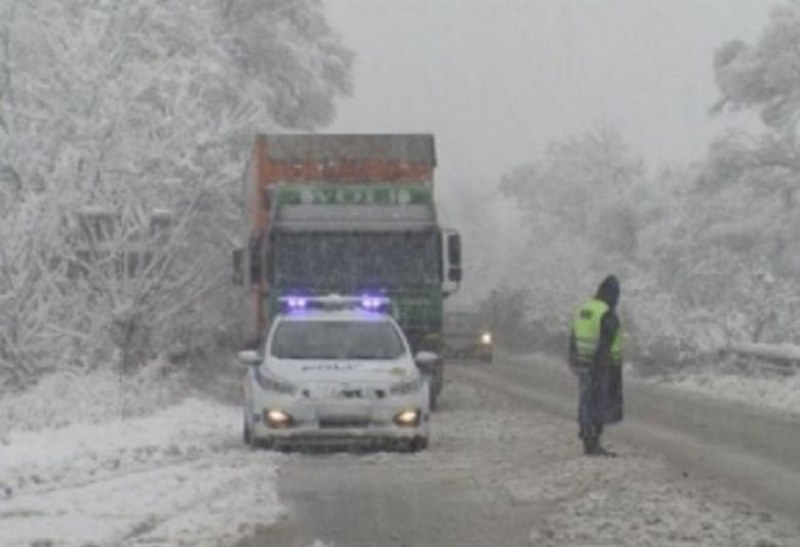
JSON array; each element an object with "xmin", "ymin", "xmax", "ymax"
[
  {"xmin": 496, "ymin": 126, "xmax": 646, "ymax": 348},
  {"xmin": 697, "ymin": 1, "xmax": 800, "ymax": 348},
  {"xmin": 0, "ymin": 0, "xmax": 352, "ymax": 192},
  {"xmin": 712, "ymin": 3, "xmax": 800, "ymax": 136},
  {"xmin": 0, "ymin": 0, "xmax": 353, "ymax": 384},
  {"xmin": 0, "ymin": 193, "xmax": 67, "ymax": 385},
  {"xmin": 486, "ymin": 3, "xmax": 800, "ymax": 371},
  {"xmin": 502, "ymin": 126, "xmax": 642, "ymax": 246},
  {"xmin": 703, "ymin": 0, "xmax": 800, "ymax": 289}
]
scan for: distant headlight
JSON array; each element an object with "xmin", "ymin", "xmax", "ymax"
[
  {"xmin": 394, "ymin": 409, "xmax": 421, "ymax": 427},
  {"xmin": 390, "ymin": 376, "xmax": 424, "ymax": 396},
  {"xmin": 264, "ymin": 409, "xmax": 293, "ymax": 428},
  {"xmin": 254, "ymin": 369, "xmax": 297, "ymax": 395},
  {"xmin": 480, "ymin": 332, "xmax": 492, "ymax": 345}
]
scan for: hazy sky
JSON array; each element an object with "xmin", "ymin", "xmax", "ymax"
[
  {"xmin": 323, "ymin": 0, "xmax": 780, "ymax": 299},
  {"xmin": 324, "ymin": 0, "xmax": 777, "ymax": 190}
]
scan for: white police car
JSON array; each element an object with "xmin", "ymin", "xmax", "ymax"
[{"xmin": 238, "ymin": 295, "xmax": 431, "ymax": 452}]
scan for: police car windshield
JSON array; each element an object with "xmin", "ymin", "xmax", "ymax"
[{"xmin": 270, "ymin": 320, "xmax": 407, "ymax": 360}]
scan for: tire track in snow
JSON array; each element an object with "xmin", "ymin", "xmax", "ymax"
[{"xmin": 115, "ymin": 453, "xmax": 279, "ymax": 545}]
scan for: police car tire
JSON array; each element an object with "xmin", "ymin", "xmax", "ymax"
[
  {"xmin": 252, "ymin": 437, "xmax": 276, "ymax": 451},
  {"xmin": 412, "ymin": 437, "xmax": 429, "ymax": 452},
  {"xmin": 243, "ymin": 416, "xmax": 253, "ymax": 447}
]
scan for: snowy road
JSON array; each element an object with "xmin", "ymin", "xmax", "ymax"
[
  {"xmin": 237, "ymin": 355, "xmax": 800, "ymax": 547},
  {"xmin": 463, "ymin": 354, "xmax": 800, "ymax": 523}
]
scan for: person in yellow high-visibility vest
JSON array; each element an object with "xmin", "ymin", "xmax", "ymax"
[{"xmin": 568, "ymin": 275, "xmax": 623, "ymax": 456}]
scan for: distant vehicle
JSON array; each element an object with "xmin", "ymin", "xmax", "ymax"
[
  {"xmin": 232, "ymin": 134, "xmax": 463, "ymax": 410},
  {"xmin": 238, "ymin": 295, "xmax": 431, "ymax": 452},
  {"xmin": 442, "ymin": 310, "xmax": 493, "ymax": 363}
]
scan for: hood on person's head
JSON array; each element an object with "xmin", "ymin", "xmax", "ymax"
[{"xmin": 595, "ymin": 275, "xmax": 620, "ymax": 309}]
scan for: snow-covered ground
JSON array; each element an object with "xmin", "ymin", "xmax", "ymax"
[
  {"xmin": 246, "ymin": 372, "xmax": 800, "ymax": 546},
  {"xmin": 0, "ymin": 363, "xmax": 284, "ymax": 546},
  {"xmin": 447, "ymin": 380, "xmax": 798, "ymax": 547},
  {"xmin": 4, "ymin": 355, "xmax": 799, "ymax": 546}
]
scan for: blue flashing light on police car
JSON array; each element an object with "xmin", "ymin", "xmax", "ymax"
[
  {"xmin": 285, "ymin": 297, "xmax": 308, "ymax": 309},
  {"xmin": 360, "ymin": 295, "xmax": 390, "ymax": 311},
  {"xmin": 278, "ymin": 294, "xmax": 392, "ymax": 314}
]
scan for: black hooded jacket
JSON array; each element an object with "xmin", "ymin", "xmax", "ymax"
[{"xmin": 593, "ymin": 275, "xmax": 621, "ymax": 367}]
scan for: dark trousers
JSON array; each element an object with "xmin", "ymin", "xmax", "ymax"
[
  {"xmin": 575, "ymin": 365, "xmax": 623, "ymax": 439},
  {"xmin": 577, "ymin": 368, "xmax": 603, "ymax": 439}
]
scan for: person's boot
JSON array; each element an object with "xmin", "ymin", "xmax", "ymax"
[
  {"xmin": 582, "ymin": 435, "xmax": 596, "ymax": 455},
  {"xmin": 591, "ymin": 438, "xmax": 617, "ymax": 457}
]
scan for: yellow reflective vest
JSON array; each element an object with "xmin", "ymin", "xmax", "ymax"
[{"xmin": 571, "ymin": 298, "xmax": 622, "ymax": 365}]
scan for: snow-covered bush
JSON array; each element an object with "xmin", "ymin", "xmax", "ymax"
[{"xmin": 0, "ymin": 357, "xmax": 185, "ymax": 435}]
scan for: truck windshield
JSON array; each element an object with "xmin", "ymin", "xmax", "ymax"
[
  {"xmin": 272, "ymin": 231, "xmax": 440, "ymax": 289},
  {"xmin": 270, "ymin": 320, "xmax": 407, "ymax": 360}
]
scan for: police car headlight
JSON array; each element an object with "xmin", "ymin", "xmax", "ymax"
[
  {"xmin": 390, "ymin": 376, "xmax": 424, "ymax": 396},
  {"xmin": 254, "ymin": 369, "xmax": 297, "ymax": 395},
  {"xmin": 394, "ymin": 409, "xmax": 421, "ymax": 427},
  {"xmin": 480, "ymin": 332, "xmax": 492, "ymax": 345},
  {"xmin": 264, "ymin": 409, "xmax": 293, "ymax": 428}
]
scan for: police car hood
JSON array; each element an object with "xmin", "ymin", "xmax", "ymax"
[{"xmin": 268, "ymin": 357, "xmax": 417, "ymax": 385}]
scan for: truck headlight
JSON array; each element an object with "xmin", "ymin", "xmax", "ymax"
[
  {"xmin": 394, "ymin": 409, "xmax": 421, "ymax": 427},
  {"xmin": 481, "ymin": 332, "xmax": 492, "ymax": 345}
]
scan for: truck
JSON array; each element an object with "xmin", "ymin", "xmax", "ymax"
[{"xmin": 234, "ymin": 134, "xmax": 462, "ymax": 407}]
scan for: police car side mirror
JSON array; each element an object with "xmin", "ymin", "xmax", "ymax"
[
  {"xmin": 414, "ymin": 351, "xmax": 438, "ymax": 374},
  {"xmin": 237, "ymin": 350, "xmax": 261, "ymax": 367}
]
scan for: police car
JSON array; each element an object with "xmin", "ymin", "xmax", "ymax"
[{"xmin": 238, "ymin": 295, "xmax": 431, "ymax": 452}]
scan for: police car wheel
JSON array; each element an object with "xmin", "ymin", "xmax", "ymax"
[
  {"xmin": 251, "ymin": 437, "xmax": 276, "ymax": 451},
  {"xmin": 242, "ymin": 415, "xmax": 253, "ymax": 447},
  {"xmin": 411, "ymin": 437, "xmax": 429, "ymax": 452}
]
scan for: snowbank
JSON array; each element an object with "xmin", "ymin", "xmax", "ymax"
[
  {"xmin": 0, "ymin": 359, "xmax": 185, "ymax": 435},
  {"xmin": 627, "ymin": 343, "xmax": 800, "ymax": 415},
  {"xmin": 507, "ymin": 351, "xmax": 800, "ymax": 415},
  {"xmin": 0, "ymin": 364, "xmax": 284, "ymax": 546},
  {"xmin": 667, "ymin": 370, "xmax": 800, "ymax": 415},
  {"xmin": 727, "ymin": 342, "xmax": 800, "ymax": 363}
]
